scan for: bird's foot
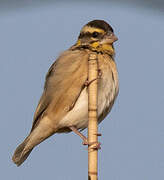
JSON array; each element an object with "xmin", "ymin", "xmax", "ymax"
[
  {"xmin": 82, "ymin": 139, "xmax": 101, "ymax": 150},
  {"xmin": 98, "ymin": 69, "xmax": 102, "ymax": 78},
  {"xmin": 69, "ymin": 126, "xmax": 101, "ymax": 150},
  {"xmin": 95, "ymin": 133, "xmax": 102, "ymax": 136},
  {"xmin": 84, "ymin": 69, "xmax": 102, "ymax": 87}
]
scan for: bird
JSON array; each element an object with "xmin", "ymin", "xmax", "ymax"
[{"xmin": 12, "ymin": 19, "xmax": 119, "ymax": 166}]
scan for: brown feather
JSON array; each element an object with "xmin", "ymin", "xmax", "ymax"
[
  {"xmin": 31, "ymin": 49, "xmax": 88, "ymax": 131},
  {"xmin": 12, "ymin": 19, "xmax": 119, "ymax": 166}
]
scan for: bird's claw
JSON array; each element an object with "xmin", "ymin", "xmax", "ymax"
[
  {"xmin": 95, "ymin": 133, "xmax": 102, "ymax": 136},
  {"xmin": 98, "ymin": 69, "xmax": 102, "ymax": 78},
  {"xmin": 82, "ymin": 140, "xmax": 101, "ymax": 150},
  {"xmin": 84, "ymin": 69, "xmax": 102, "ymax": 87}
]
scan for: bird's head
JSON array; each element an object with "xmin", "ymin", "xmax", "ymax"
[{"xmin": 76, "ymin": 20, "xmax": 118, "ymax": 55}]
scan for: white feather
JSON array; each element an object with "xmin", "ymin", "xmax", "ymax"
[{"xmin": 59, "ymin": 64, "xmax": 118, "ymax": 130}]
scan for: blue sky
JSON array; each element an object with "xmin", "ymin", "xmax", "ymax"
[{"xmin": 1, "ymin": 1, "xmax": 164, "ymax": 180}]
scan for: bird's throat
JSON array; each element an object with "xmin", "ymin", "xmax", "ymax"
[
  {"xmin": 75, "ymin": 40, "xmax": 115, "ymax": 55},
  {"xmin": 90, "ymin": 42, "xmax": 115, "ymax": 55}
]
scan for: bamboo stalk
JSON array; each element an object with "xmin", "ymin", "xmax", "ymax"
[{"xmin": 88, "ymin": 52, "xmax": 99, "ymax": 180}]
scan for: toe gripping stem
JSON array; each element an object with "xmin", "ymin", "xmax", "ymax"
[{"xmin": 85, "ymin": 69, "xmax": 102, "ymax": 87}]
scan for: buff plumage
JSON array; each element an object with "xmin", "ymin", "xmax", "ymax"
[{"xmin": 12, "ymin": 20, "xmax": 119, "ymax": 166}]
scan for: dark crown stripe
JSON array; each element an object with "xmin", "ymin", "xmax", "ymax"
[{"xmin": 86, "ymin": 20, "xmax": 113, "ymax": 32}]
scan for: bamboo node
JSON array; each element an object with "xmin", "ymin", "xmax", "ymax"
[
  {"xmin": 88, "ymin": 171, "xmax": 98, "ymax": 175},
  {"xmin": 88, "ymin": 108, "xmax": 97, "ymax": 111}
]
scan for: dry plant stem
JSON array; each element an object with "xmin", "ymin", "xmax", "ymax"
[{"xmin": 88, "ymin": 52, "xmax": 99, "ymax": 180}]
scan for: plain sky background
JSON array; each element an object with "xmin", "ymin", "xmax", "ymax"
[{"xmin": 0, "ymin": 1, "xmax": 164, "ymax": 180}]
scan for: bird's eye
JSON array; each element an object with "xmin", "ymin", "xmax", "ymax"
[{"xmin": 92, "ymin": 32, "xmax": 99, "ymax": 38}]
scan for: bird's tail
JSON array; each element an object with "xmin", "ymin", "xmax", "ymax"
[
  {"xmin": 12, "ymin": 117, "xmax": 55, "ymax": 166},
  {"xmin": 12, "ymin": 136, "xmax": 33, "ymax": 166}
]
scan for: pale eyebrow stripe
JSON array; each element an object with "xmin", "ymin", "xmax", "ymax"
[{"xmin": 81, "ymin": 26, "xmax": 105, "ymax": 34}]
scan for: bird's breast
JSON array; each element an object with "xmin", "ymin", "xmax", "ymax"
[
  {"xmin": 58, "ymin": 53, "xmax": 119, "ymax": 130},
  {"xmin": 97, "ymin": 54, "xmax": 119, "ymax": 122}
]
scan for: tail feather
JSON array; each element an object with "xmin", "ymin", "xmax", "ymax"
[
  {"xmin": 12, "ymin": 116, "xmax": 55, "ymax": 166},
  {"xmin": 12, "ymin": 138, "xmax": 33, "ymax": 166}
]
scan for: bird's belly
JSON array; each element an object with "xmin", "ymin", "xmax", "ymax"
[
  {"xmin": 59, "ymin": 75, "xmax": 117, "ymax": 130},
  {"xmin": 59, "ymin": 88, "xmax": 88, "ymax": 130}
]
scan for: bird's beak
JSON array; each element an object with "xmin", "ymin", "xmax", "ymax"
[{"xmin": 100, "ymin": 33, "xmax": 118, "ymax": 44}]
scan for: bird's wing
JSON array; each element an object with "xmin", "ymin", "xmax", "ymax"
[{"xmin": 31, "ymin": 49, "xmax": 88, "ymax": 131}]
